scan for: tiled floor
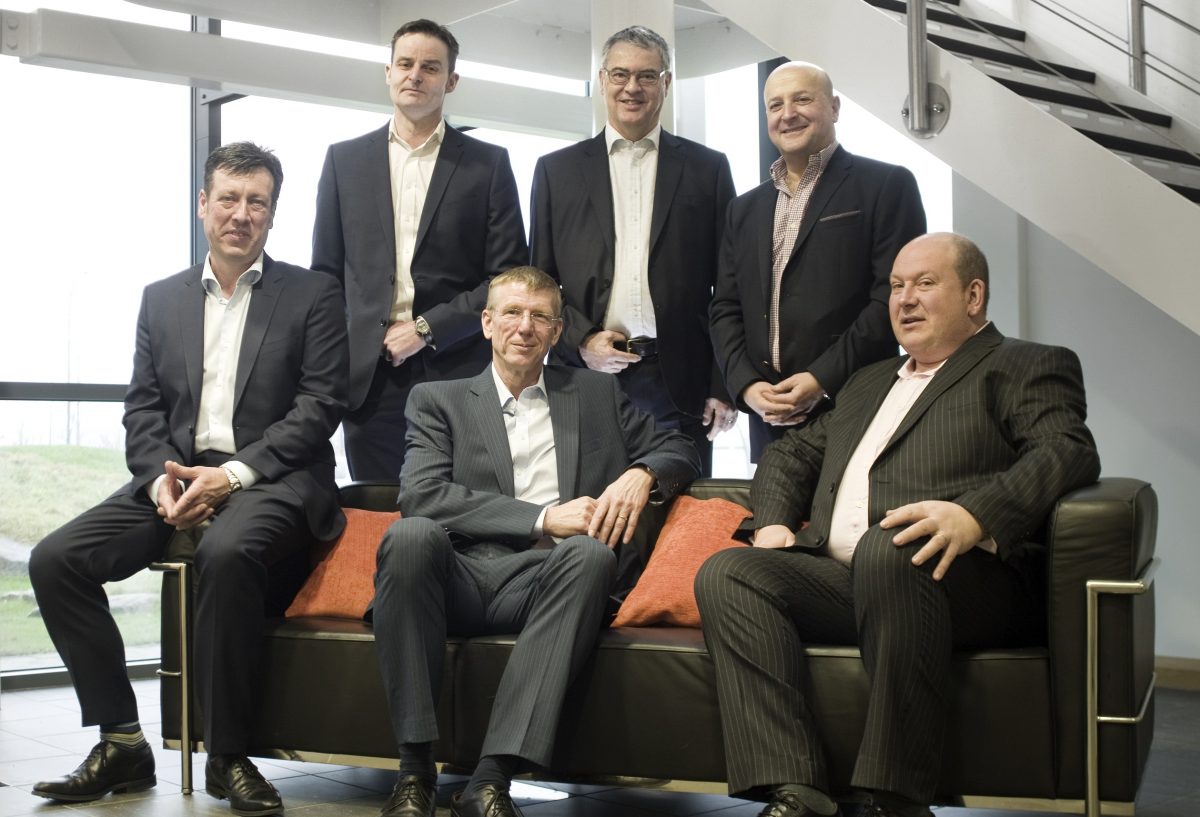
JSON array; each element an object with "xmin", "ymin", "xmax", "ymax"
[{"xmin": 0, "ymin": 680, "xmax": 1196, "ymax": 817}]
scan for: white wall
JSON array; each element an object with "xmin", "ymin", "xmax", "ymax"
[{"xmin": 955, "ymin": 174, "xmax": 1200, "ymax": 660}]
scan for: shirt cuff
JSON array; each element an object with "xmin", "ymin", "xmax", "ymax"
[
  {"xmin": 533, "ymin": 506, "xmax": 548, "ymax": 539},
  {"xmin": 977, "ymin": 536, "xmax": 998, "ymax": 555},
  {"xmin": 222, "ymin": 460, "xmax": 261, "ymax": 491},
  {"xmin": 148, "ymin": 474, "xmax": 179, "ymax": 506}
]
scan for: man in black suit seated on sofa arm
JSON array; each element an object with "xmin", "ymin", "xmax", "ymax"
[
  {"xmin": 370, "ymin": 266, "xmax": 700, "ymax": 817},
  {"xmin": 28, "ymin": 142, "xmax": 348, "ymax": 817},
  {"xmin": 696, "ymin": 233, "xmax": 1101, "ymax": 817}
]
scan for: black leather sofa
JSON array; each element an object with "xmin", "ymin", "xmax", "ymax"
[{"xmin": 158, "ymin": 476, "xmax": 1158, "ymax": 816}]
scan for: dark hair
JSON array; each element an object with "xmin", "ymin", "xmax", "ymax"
[
  {"xmin": 946, "ymin": 233, "xmax": 991, "ymax": 309},
  {"xmin": 601, "ymin": 26, "xmax": 671, "ymax": 73},
  {"xmin": 487, "ymin": 266, "xmax": 563, "ymax": 315},
  {"xmin": 203, "ymin": 142, "xmax": 284, "ymax": 212},
  {"xmin": 391, "ymin": 19, "xmax": 459, "ymax": 72}
]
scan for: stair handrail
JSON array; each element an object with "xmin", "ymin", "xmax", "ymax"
[{"xmin": 918, "ymin": 0, "xmax": 1200, "ymax": 165}]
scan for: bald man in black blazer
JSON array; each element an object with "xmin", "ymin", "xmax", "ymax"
[{"xmin": 696, "ymin": 234, "xmax": 1101, "ymax": 817}]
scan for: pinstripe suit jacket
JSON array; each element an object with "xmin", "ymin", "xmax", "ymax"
[
  {"xmin": 750, "ymin": 323, "xmax": 1101, "ymax": 566},
  {"xmin": 399, "ymin": 364, "xmax": 701, "ymax": 545}
]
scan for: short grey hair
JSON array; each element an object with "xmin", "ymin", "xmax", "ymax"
[{"xmin": 600, "ymin": 26, "xmax": 671, "ymax": 73}]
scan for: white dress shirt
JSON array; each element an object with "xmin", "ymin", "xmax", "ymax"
[
  {"xmin": 388, "ymin": 117, "xmax": 445, "ymax": 323},
  {"xmin": 491, "ymin": 365, "xmax": 560, "ymax": 538},
  {"xmin": 603, "ymin": 123, "xmax": 660, "ymax": 339},
  {"xmin": 148, "ymin": 254, "xmax": 263, "ymax": 504}
]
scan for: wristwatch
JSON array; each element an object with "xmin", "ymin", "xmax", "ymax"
[
  {"xmin": 222, "ymin": 466, "xmax": 243, "ymax": 496},
  {"xmin": 414, "ymin": 315, "xmax": 434, "ymax": 347}
]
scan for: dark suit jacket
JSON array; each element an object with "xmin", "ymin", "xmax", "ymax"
[
  {"xmin": 710, "ymin": 146, "xmax": 926, "ymax": 408},
  {"xmin": 399, "ymin": 365, "xmax": 701, "ymax": 544},
  {"xmin": 121, "ymin": 255, "xmax": 349, "ymax": 541},
  {"xmin": 312, "ymin": 123, "xmax": 529, "ymax": 410},
  {"xmin": 530, "ymin": 131, "xmax": 736, "ymax": 414},
  {"xmin": 750, "ymin": 324, "xmax": 1101, "ymax": 569}
]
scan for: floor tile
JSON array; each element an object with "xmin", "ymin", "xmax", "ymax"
[{"xmin": 587, "ymin": 786, "xmax": 751, "ymax": 815}]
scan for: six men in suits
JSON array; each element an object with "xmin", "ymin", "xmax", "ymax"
[
  {"xmin": 530, "ymin": 25, "xmax": 738, "ymax": 477},
  {"xmin": 26, "ymin": 18, "xmax": 1106, "ymax": 817},
  {"xmin": 371, "ymin": 266, "xmax": 700, "ymax": 817},
  {"xmin": 29, "ymin": 142, "xmax": 349, "ymax": 816},
  {"xmin": 312, "ymin": 18, "xmax": 528, "ymax": 480},
  {"xmin": 696, "ymin": 233, "xmax": 1102, "ymax": 817},
  {"xmin": 710, "ymin": 61, "xmax": 927, "ymax": 461}
]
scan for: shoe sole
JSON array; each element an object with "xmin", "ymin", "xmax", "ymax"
[
  {"xmin": 206, "ymin": 783, "xmax": 284, "ymax": 816},
  {"xmin": 31, "ymin": 775, "xmax": 156, "ymax": 802}
]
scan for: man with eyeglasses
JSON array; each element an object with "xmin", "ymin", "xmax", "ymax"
[
  {"xmin": 313, "ymin": 18, "xmax": 528, "ymax": 481},
  {"xmin": 530, "ymin": 26, "xmax": 736, "ymax": 488},
  {"xmin": 370, "ymin": 266, "xmax": 700, "ymax": 817}
]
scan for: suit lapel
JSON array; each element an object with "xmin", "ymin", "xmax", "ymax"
[
  {"xmin": 582, "ymin": 133, "xmax": 616, "ymax": 257},
  {"xmin": 751, "ymin": 183, "xmax": 778, "ymax": 306},
  {"xmin": 879, "ymin": 325, "xmax": 1004, "ymax": 457},
  {"xmin": 468, "ymin": 369, "xmax": 517, "ymax": 497},
  {"xmin": 234, "ymin": 255, "xmax": 281, "ymax": 411},
  {"xmin": 367, "ymin": 125, "xmax": 397, "ymax": 266},
  {"xmin": 545, "ymin": 367, "xmax": 580, "ymax": 502},
  {"xmin": 417, "ymin": 125, "xmax": 464, "ymax": 251},
  {"xmin": 787, "ymin": 145, "xmax": 850, "ymax": 264},
  {"xmin": 178, "ymin": 265, "xmax": 206, "ymax": 419},
  {"xmin": 649, "ymin": 131, "xmax": 683, "ymax": 254}
]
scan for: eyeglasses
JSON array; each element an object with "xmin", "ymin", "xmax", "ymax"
[
  {"xmin": 603, "ymin": 68, "xmax": 667, "ymax": 87},
  {"xmin": 491, "ymin": 306, "xmax": 561, "ymax": 329}
]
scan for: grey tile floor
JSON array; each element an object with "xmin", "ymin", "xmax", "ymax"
[{"xmin": 0, "ymin": 680, "xmax": 1196, "ymax": 817}]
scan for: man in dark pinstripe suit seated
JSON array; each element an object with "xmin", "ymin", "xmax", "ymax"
[
  {"xmin": 370, "ymin": 266, "xmax": 700, "ymax": 817},
  {"xmin": 695, "ymin": 233, "xmax": 1101, "ymax": 817}
]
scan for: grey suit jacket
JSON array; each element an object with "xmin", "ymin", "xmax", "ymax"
[
  {"xmin": 399, "ymin": 365, "xmax": 701, "ymax": 545},
  {"xmin": 530, "ymin": 131, "xmax": 736, "ymax": 413},
  {"xmin": 312, "ymin": 123, "xmax": 528, "ymax": 410},
  {"xmin": 711, "ymin": 146, "xmax": 926, "ymax": 406},
  {"xmin": 749, "ymin": 324, "xmax": 1101, "ymax": 567},
  {"xmin": 121, "ymin": 255, "xmax": 349, "ymax": 540}
]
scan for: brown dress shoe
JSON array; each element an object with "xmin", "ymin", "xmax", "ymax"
[
  {"xmin": 205, "ymin": 754, "xmax": 283, "ymax": 816},
  {"xmin": 31, "ymin": 740, "xmax": 155, "ymax": 802}
]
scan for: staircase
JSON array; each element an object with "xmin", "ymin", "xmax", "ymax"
[{"xmin": 866, "ymin": 0, "xmax": 1200, "ymax": 203}]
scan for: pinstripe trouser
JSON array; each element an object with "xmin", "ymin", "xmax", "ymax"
[
  {"xmin": 694, "ymin": 527, "xmax": 1042, "ymax": 803},
  {"xmin": 372, "ymin": 517, "xmax": 616, "ymax": 768}
]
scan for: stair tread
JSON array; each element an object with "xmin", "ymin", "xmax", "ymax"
[
  {"xmin": 865, "ymin": 0, "xmax": 1024, "ymax": 41},
  {"xmin": 995, "ymin": 77, "xmax": 1172, "ymax": 128},
  {"xmin": 1078, "ymin": 128, "xmax": 1200, "ymax": 167},
  {"xmin": 931, "ymin": 33, "xmax": 1096, "ymax": 83}
]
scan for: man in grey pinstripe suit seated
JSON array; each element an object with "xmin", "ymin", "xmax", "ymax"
[
  {"xmin": 695, "ymin": 233, "xmax": 1101, "ymax": 817},
  {"xmin": 371, "ymin": 266, "xmax": 700, "ymax": 817}
]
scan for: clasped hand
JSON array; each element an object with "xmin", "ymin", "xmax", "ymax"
[
  {"xmin": 880, "ymin": 500, "xmax": 984, "ymax": 580},
  {"xmin": 580, "ymin": 330, "xmax": 641, "ymax": 374},
  {"xmin": 743, "ymin": 372, "xmax": 824, "ymax": 427},
  {"xmin": 542, "ymin": 467, "xmax": 655, "ymax": 547},
  {"xmin": 156, "ymin": 460, "xmax": 231, "ymax": 530}
]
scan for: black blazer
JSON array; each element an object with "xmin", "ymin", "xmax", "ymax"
[
  {"xmin": 312, "ymin": 123, "xmax": 529, "ymax": 410},
  {"xmin": 710, "ymin": 146, "xmax": 926, "ymax": 408},
  {"xmin": 750, "ymin": 324, "xmax": 1102, "ymax": 568},
  {"xmin": 530, "ymin": 130, "xmax": 736, "ymax": 414},
  {"xmin": 121, "ymin": 255, "xmax": 349, "ymax": 541}
]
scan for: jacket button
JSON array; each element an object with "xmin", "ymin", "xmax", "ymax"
[{"xmin": 380, "ymin": 319, "xmax": 387, "ymax": 326}]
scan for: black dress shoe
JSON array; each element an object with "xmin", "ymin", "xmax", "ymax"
[
  {"xmin": 861, "ymin": 802, "xmax": 933, "ymax": 817},
  {"xmin": 451, "ymin": 784, "xmax": 525, "ymax": 817},
  {"xmin": 760, "ymin": 788, "xmax": 843, "ymax": 817},
  {"xmin": 32, "ymin": 740, "xmax": 155, "ymax": 802},
  {"xmin": 381, "ymin": 773, "xmax": 436, "ymax": 817},
  {"xmin": 205, "ymin": 754, "xmax": 283, "ymax": 816}
]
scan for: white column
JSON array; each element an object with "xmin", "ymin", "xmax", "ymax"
[{"xmin": 589, "ymin": 0, "xmax": 675, "ymax": 134}]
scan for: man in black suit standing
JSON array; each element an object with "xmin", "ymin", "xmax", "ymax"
[
  {"xmin": 710, "ymin": 61, "xmax": 926, "ymax": 461},
  {"xmin": 313, "ymin": 18, "xmax": 528, "ymax": 480},
  {"xmin": 371, "ymin": 266, "xmax": 699, "ymax": 817},
  {"xmin": 530, "ymin": 25, "xmax": 737, "ymax": 476},
  {"xmin": 696, "ymin": 233, "xmax": 1101, "ymax": 817},
  {"xmin": 29, "ymin": 143, "xmax": 348, "ymax": 817}
]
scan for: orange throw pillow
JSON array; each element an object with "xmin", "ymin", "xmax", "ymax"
[
  {"xmin": 612, "ymin": 496, "xmax": 749, "ymax": 628},
  {"xmin": 285, "ymin": 508, "xmax": 402, "ymax": 620}
]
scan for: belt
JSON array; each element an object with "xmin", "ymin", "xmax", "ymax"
[{"xmin": 618, "ymin": 335, "xmax": 658, "ymax": 358}]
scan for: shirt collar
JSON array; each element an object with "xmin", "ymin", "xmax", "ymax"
[
  {"xmin": 491, "ymin": 364, "xmax": 548, "ymax": 406},
  {"xmin": 769, "ymin": 139, "xmax": 839, "ymax": 194},
  {"xmin": 898, "ymin": 321, "xmax": 993, "ymax": 379},
  {"xmin": 390, "ymin": 116, "xmax": 446, "ymax": 153},
  {"xmin": 201, "ymin": 253, "xmax": 264, "ymax": 294},
  {"xmin": 605, "ymin": 122, "xmax": 661, "ymax": 154}
]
